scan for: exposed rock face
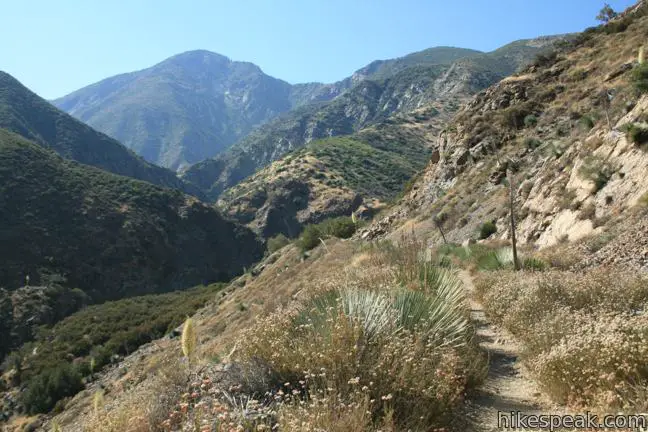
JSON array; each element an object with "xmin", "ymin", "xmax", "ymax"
[{"xmin": 364, "ymin": 10, "xmax": 648, "ymax": 251}]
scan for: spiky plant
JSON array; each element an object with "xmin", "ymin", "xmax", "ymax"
[
  {"xmin": 294, "ymin": 289, "xmax": 398, "ymax": 342},
  {"xmin": 51, "ymin": 421, "xmax": 62, "ymax": 432},
  {"xmin": 495, "ymin": 247, "xmax": 515, "ymax": 266},
  {"xmin": 181, "ymin": 318, "xmax": 197, "ymax": 364},
  {"xmin": 295, "ymin": 267, "xmax": 468, "ymax": 348},
  {"xmin": 340, "ymin": 288, "xmax": 399, "ymax": 341},
  {"xmin": 393, "ymin": 288, "xmax": 469, "ymax": 349}
]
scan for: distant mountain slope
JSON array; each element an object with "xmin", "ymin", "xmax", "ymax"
[
  {"xmin": 53, "ymin": 51, "xmax": 300, "ymax": 170},
  {"xmin": 0, "ymin": 71, "xmax": 194, "ymax": 193},
  {"xmin": 217, "ymin": 111, "xmax": 436, "ymax": 238},
  {"xmin": 184, "ymin": 37, "xmax": 564, "ymax": 200},
  {"xmin": 53, "ymin": 48, "xmax": 486, "ymax": 171},
  {"xmin": 0, "ymin": 128, "xmax": 263, "ymax": 301}
]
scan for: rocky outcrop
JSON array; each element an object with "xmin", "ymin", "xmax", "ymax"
[{"xmin": 365, "ymin": 11, "xmax": 648, "ymax": 251}]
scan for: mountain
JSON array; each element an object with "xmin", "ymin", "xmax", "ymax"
[
  {"xmin": 53, "ymin": 48, "xmax": 489, "ymax": 172},
  {"xmin": 217, "ymin": 109, "xmax": 437, "ymax": 238},
  {"xmin": 10, "ymin": 3, "xmax": 648, "ymax": 430},
  {"xmin": 183, "ymin": 37, "xmax": 564, "ymax": 200},
  {"xmin": 0, "ymin": 71, "xmax": 195, "ymax": 193},
  {"xmin": 53, "ymin": 51, "xmax": 304, "ymax": 170},
  {"xmin": 0, "ymin": 128, "xmax": 262, "ymax": 296},
  {"xmin": 0, "ymin": 128, "xmax": 263, "ymax": 359}
]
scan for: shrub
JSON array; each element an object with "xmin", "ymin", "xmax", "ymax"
[
  {"xmin": 267, "ymin": 233, "xmax": 291, "ymax": 254},
  {"xmin": 621, "ymin": 122, "xmax": 648, "ymax": 145},
  {"xmin": 298, "ymin": 217, "xmax": 357, "ymax": 251},
  {"xmin": 476, "ymin": 247, "xmax": 515, "ymax": 271},
  {"xmin": 522, "ymin": 257, "xmax": 546, "ymax": 271},
  {"xmin": 631, "ymin": 63, "xmax": 648, "ymax": 93},
  {"xmin": 524, "ymin": 137, "xmax": 542, "ymax": 149},
  {"xmin": 578, "ymin": 115, "xmax": 595, "ymax": 131},
  {"xmin": 239, "ymin": 257, "xmax": 484, "ymax": 430},
  {"xmin": 603, "ymin": 17, "xmax": 629, "ymax": 34},
  {"xmin": 478, "ymin": 221, "xmax": 497, "ymax": 239},
  {"xmin": 523, "ymin": 115, "xmax": 538, "ymax": 127},
  {"xmin": 22, "ymin": 362, "xmax": 83, "ymax": 414},
  {"xmin": 297, "ymin": 224, "xmax": 323, "ymax": 252},
  {"xmin": 578, "ymin": 156, "xmax": 614, "ymax": 193},
  {"xmin": 322, "ymin": 217, "xmax": 356, "ymax": 239},
  {"xmin": 531, "ymin": 50, "xmax": 558, "ymax": 68}
]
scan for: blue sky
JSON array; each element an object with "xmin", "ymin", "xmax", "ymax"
[{"xmin": 0, "ymin": 0, "xmax": 637, "ymax": 99}]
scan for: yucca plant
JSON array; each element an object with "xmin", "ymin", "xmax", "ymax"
[
  {"xmin": 295, "ymin": 267, "xmax": 468, "ymax": 349},
  {"xmin": 393, "ymin": 288, "xmax": 469, "ymax": 349},
  {"xmin": 294, "ymin": 289, "xmax": 398, "ymax": 342},
  {"xmin": 476, "ymin": 247, "xmax": 515, "ymax": 271}
]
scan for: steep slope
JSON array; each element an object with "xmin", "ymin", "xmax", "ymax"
[
  {"xmin": 54, "ymin": 51, "xmax": 302, "ymax": 170},
  {"xmin": 217, "ymin": 109, "xmax": 437, "ymax": 238},
  {"xmin": 0, "ymin": 128, "xmax": 263, "ymax": 302},
  {"xmin": 0, "ymin": 72, "xmax": 194, "ymax": 193},
  {"xmin": 360, "ymin": 3, "xmax": 648, "ymax": 258},
  {"xmin": 183, "ymin": 37, "xmax": 563, "ymax": 200}
]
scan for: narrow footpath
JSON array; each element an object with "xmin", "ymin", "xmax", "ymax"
[{"xmin": 457, "ymin": 271, "xmax": 563, "ymax": 431}]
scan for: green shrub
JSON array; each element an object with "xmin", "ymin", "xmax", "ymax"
[
  {"xmin": 603, "ymin": 17, "xmax": 629, "ymax": 34},
  {"xmin": 267, "ymin": 234, "xmax": 291, "ymax": 254},
  {"xmin": 621, "ymin": 122, "xmax": 648, "ymax": 145},
  {"xmin": 578, "ymin": 115, "xmax": 595, "ymax": 131},
  {"xmin": 298, "ymin": 217, "xmax": 357, "ymax": 252},
  {"xmin": 22, "ymin": 362, "xmax": 83, "ymax": 414},
  {"xmin": 478, "ymin": 221, "xmax": 497, "ymax": 239},
  {"xmin": 524, "ymin": 137, "xmax": 542, "ymax": 149},
  {"xmin": 578, "ymin": 156, "xmax": 614, "ymax": 193},
  {"xmin": 476, "ymin": 247, "xmax": 514, "ymax": 271},
  {"xmin": 523, "ymin": 115, "xmax": 538, "ymax": 127},
  {"xmin": 298, "ymin": 224, "xmax": 323, "ymax": 252},
  {"xmin": 631, "ymin": 63, "xmax": 648, "ymax": 93},
  {"xmin": 321, "ymin": 217, "xmax": 356, "ymax": 239},
  {"xmin": 522, "ymin": 257, "xmax": 546, "ymax": 271}
]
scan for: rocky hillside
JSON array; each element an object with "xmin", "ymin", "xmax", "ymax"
[
  {"xmin": 361, "ymin": 2, "xmax": 648, "ymax": 265},
  {"xmin": 183, "ymin": 37, "xmax": 563, "ymax": 201},
  {"xmin": 0, "ymin": 72, "xmax": 195, "ymax": 194},
  {"xmin": 0, "ymin": 129, "xmax": 263, "ymax": 359},
  {"xmin": 217, "ymin": 108, "xmax": 437, "ymax": 238}
]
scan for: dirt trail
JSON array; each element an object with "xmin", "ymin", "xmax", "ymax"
[{"xmin": 457, "ymin": 271, "xmax": 563, "ymax": 431}]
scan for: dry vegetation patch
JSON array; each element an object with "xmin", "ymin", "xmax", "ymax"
[{"xmin": 474, "ymin": 268, "xmax": 648, "ymax": 409}]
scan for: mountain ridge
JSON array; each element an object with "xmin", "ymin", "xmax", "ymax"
[
  {"xmin": 0, "ymin": 71, "xmax": 197, "ymax": 194},
  {"xmin": 53, "ymin": 46, "xmax": 495, "ymax": 171},
  {"xmin": 183, "ymin": 36, "xmax": 565, "ymax": 201}
]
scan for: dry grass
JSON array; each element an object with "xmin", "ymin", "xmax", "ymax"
[
  {"xmin": 475, "ymin": 268, "xmax": 648, "ymax": 409},
  {"xmin": 85, "ymin": 355, "xmax": 190, "ymax": 432},
  {"xmin": 233, "ymin": 238, "xmax": 486, "ymax": 430}
]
